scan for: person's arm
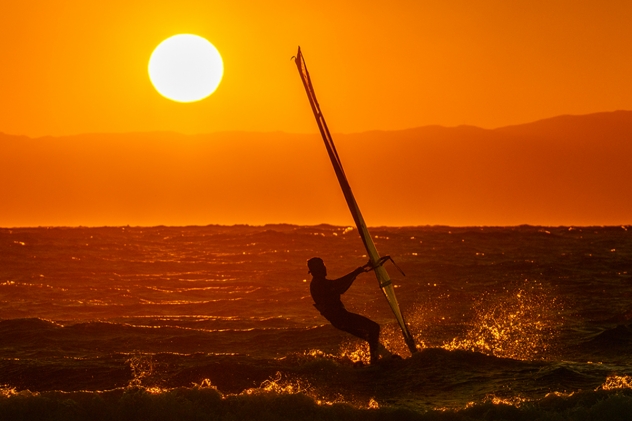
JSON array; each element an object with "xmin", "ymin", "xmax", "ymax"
[{"xmin": 332, "ymin": 266, "xmax": 366, "ymax": 294}]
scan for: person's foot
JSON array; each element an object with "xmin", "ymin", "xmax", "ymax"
[
  {"xmin": 377, "ymin": 343, "xmax": 392, "ymax": 359},
  {"xmin": 369, "ymin": 343, "xmax": 392, "ymax": 364}
]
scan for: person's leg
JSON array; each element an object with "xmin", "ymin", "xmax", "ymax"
[{"xmin": 328, "ymin": 311, "xmax": 381, "ymax": 362}]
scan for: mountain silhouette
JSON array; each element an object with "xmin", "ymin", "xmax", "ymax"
[{"xmin": 1, "ymin": 111, "xmax": 631, "ymax": 227}]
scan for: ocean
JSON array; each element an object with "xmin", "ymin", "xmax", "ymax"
[{"xmin": 1, "ymin": 224, "xmax": 631, "ymax": 420}]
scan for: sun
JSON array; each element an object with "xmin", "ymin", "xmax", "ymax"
[{"xmin": 148, "ymin": 34, "xmax": 223, "ymax": 103}]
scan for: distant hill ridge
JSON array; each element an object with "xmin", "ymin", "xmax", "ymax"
[
  {"xmin": 2, "ymin": 109, "xmax": 632, "ymax": 140},
  {"xmin": 495, "ymin": 110, "xmax": 632, "ymax": 139},
  {"xmin": 1, "ymin": 110, "xmax": 631, "ymax": 227}
]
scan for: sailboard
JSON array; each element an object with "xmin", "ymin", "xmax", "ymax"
[{"xmin": 294, "ymin": 47, "xmax": 417, "ymax": 354}]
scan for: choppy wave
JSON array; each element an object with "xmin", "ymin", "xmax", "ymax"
[{"xmin": 2, "ymin": 382, "xmax": 632, "ymax": 421}]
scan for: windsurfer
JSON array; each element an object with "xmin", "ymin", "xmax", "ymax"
[{"xmin": 308, "ymin": 257, "xmax": 390, "ymax": 364}]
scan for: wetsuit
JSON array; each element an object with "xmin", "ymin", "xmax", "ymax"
[{"xmin": 310, "ymin": 267, "xmax": 380, "ymax": 353}]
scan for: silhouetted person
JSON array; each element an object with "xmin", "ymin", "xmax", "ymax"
[{"xmin": 308, "ymin": 257, "xmax": 389, "ymax": 364}]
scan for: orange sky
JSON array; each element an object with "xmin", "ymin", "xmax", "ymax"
[
  {"xmin": 2, "ymin": 0, "xmax": 631, "ymax": 137},
  {"xmin": 2, "ymin": 1, "xmax": 632, "ymax": 228}
]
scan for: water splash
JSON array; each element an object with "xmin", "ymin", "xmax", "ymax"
[
  {"xmin": 125, "ymin": 353, "xmax": 162, "ymax": 389},
  {"xmin": 241, "ymin": 371, "xmax": 311, "ymax": 396},
  {"xmin": 598, "ymin": 375, "xmax": 632, "ymax": 390},
  {"xmin": 0, "ymin": 386, "xmax": 18, "ymax": 398},
  {"xmin": 482, "ymin": 394, "xmax": 530, "ymax": 407},
  {"xmin": 337, "ymin": 339, "xmax": 371, "ymax": 364},
  {"xmin": 442, "ymin": 283, "xmax": 561, "ymax": 360},
  {"xmin": 378, "ymin": 322, "xmax": 424, "ymax": 358}
]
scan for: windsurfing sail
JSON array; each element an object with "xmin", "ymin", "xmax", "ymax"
[{"xmin": 294, "ymin": 47, "xmax": 417, "ymax": 354}]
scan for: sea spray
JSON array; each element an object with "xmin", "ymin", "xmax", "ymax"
[{"xmin": 442, "ymin": 281, "xmax": 563, "ymax": 360}]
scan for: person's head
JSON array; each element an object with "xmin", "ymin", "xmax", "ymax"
[{"xmin": 307, "ymin": 257, "xmax": 327, "ymax": 277}]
